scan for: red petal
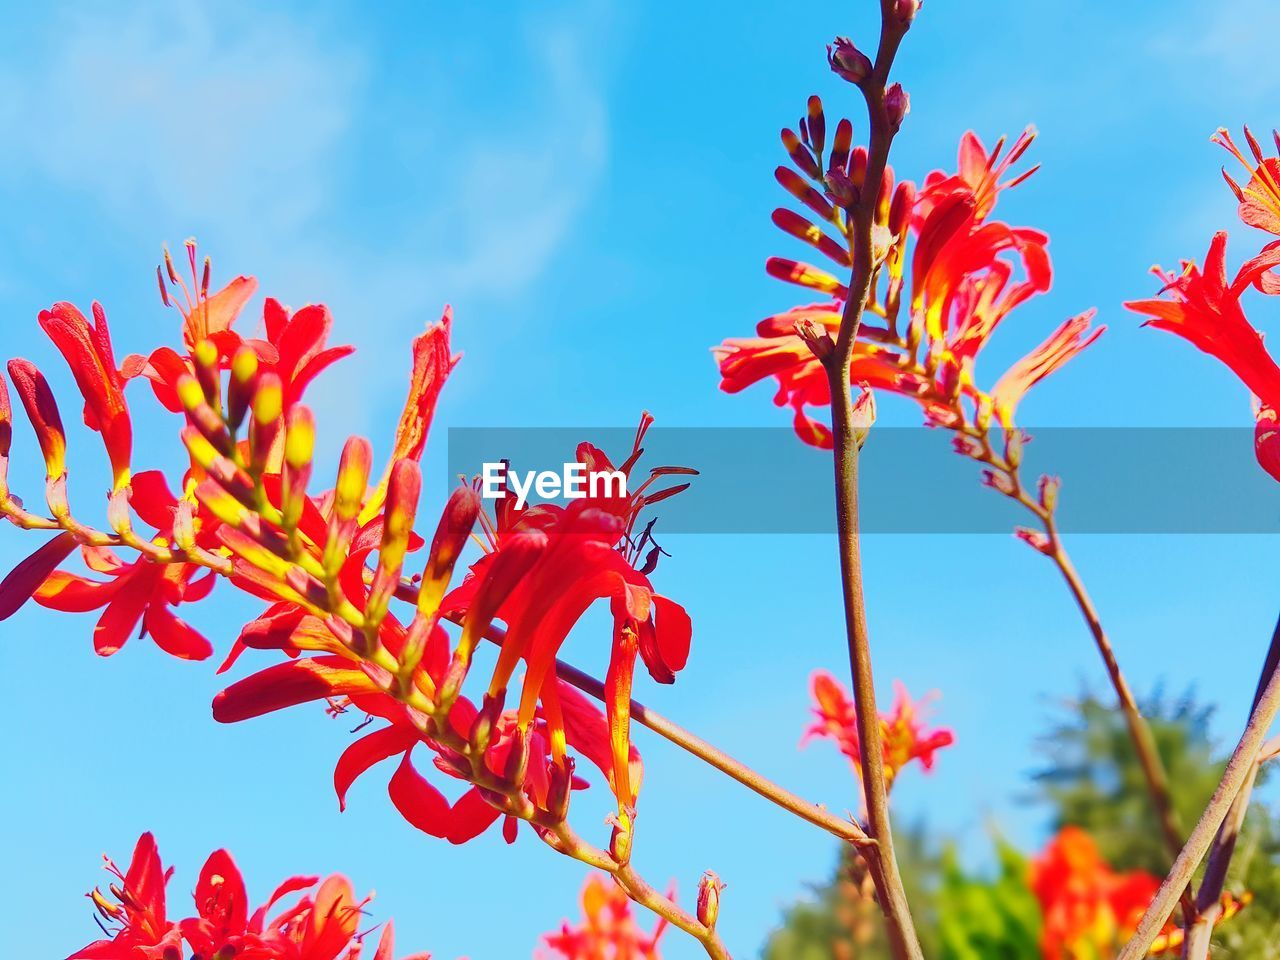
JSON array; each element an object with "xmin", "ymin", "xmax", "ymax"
[
  {"xmin": 194, "ymin": 848, "xmax": 248, "ymax": 933},
  {"xmin": 213, "ymin": 656, "xmax": 380, "ymax": 723},
  {"xmin": 92, "ymin": 571, "xmax": 153, "ymax": 656},
  {"xmin": 129, "ymin": 470, "xmax": 179, "ymax": 531},
  {"xmin": 143, "ymin": 604, "xmax": 213, "ymax": 661},
  {"xmin": 334, "ymin": 724, "xmax": 417, "ymax": 812},
  {"xmin": 0, "ymin": 532, "xmax": 77, "ymax": 620},
  {"xmin": 445, "ymin": 788, "xmax": 502, "ymax": 844},
  {"xmin": 33, "ymin": 569, "xmax": 122, "ymax": 612},
  {"xmin": 387, "ymin": 753, "xmax": 451, "ymax": 839}
]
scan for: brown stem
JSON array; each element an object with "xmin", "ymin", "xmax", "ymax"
[
  {"xmin": 1181, "ymin": 611, "xmax": 1280, "ymax": 958},
  {"xmin": 553, "ymin": 656, "xmax": 875, "ymax": 848},
  {"xmin": 813, "ymin": 8, "xmax": 922, "ymax": 957},
  {"xmin": 1118, "ymin": 656, "xmax": 1280, "ymax": 960},
  {"xmin": 1042, "ymin": 518, "xmax": 1186, "ymax": 861}
]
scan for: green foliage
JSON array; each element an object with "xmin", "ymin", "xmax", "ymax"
[
  {"xmin": 934, "ymin": 840, "xmax": 1039, "ymax": 960},
  {"xmin": 1031, "ymin": 690, "xmax": 1221, "ymax": 875},
  {"xmin": 763, "ymin": 688, "xmax": 1280, "ymax": 958}
]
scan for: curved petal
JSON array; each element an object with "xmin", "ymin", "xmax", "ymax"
[
  {"xmin": 0, "ymin": 531, "xmax": 77, "ymax": 620},
  {"xmin": 387, "ymin": 753, "xmax": 452, "ymax": 839},
  {"xmin": 213, "ymin": 656, "xmax": 380, "ymax": 723},
  {"xmin": 143, "ymin": 604, "xmax": 213, "ymax": 661},
  {"xmin": 33, "ymin": 569, "xmax": 122, "ymax": 613},
  {"xmin": 334, "ymin": 724, "xmax": 418, "ymax": 812}
]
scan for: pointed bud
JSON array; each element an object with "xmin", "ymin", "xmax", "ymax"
[
  {"xmin": 781, "ymin": 128, "xmax": 821, "ymax": 180},
  {"xmin": 823, "ymin": 167, "xmax": 860, "ymax": 208},
  {"xmin": 418, "ymin": 485, "xmax": 481, "ymax": 617},
  {"xmin": 1004, "ymin": 429, "xmax": 1024, "ymax": 469},
  {"xmin": 805, "ymin": 96, "xmax": 826, "ymax": 157},
  {"xmin": 888, "ymin": 181, "xmax": 917, "ymax": 236},
  {"xmin": 503, "ymin": 726, "xmax": 532, "ymax": 786},
  {"xmin": 794, "ymin": 318, "xmax": 835, "ymax": 361},
  {"xmin": 366, "ymin": 459, "xmax": 422, "ymax": 630},
  {"xmin": 282, "ymin": 405, "xmax": 316, "ymax": 532},
  {"xmin": 544, "ymin": 756, "xmax": 575, "ymax": 823},
  {"xmin": 177, "ymin": 373, "xmax": 233, "ymax": 455},
  {"xmin": 7, "ymin": 359, "xmax": 66, "ymax": 480},
  {"xmin": 468, "ymin": 691, "xmax": 505, "ymax": 758},
  {"xmin": 830, "ymin": 118, "xmax": 854, "ymax": 174},
  {"xmin": 697, "ymin": 872, "xmax": 725, "ymax": 929},
  {"xmin": 334, "ymin": 436, "xmax": 373, "ymax": 522},
  {"xmin": 1039, "ymin": 474, "xmax": 1061, "ymax": 512},
  {"xmin": 885, "ymin": 83, "xmax": 911, "ymax": 132},
  {"xmin": 249, "ymin": 373, "xmax": 283, "ymax": 476},
  {"xmin": 227, "ymin": 346, "xmax": 259, "ymax": 431},
  {"xmin": 193, "ymin": 339, "xmax": 222, "ymax": 411},
  {"xmin": 1014, "ymin": 527, "xmax": 1052, "ymax": 555},
  {"xmin": 852, "ymin": 389, "xmax": 876, "ymax": 448},
  {"xmin": 827, "ymin": 37, "xmax": 873, "ymax": 84}
]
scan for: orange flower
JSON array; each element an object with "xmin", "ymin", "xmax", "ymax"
[
  {"xmin": 802, "ymin": 671, "xmax": 954, "ymax": 789},
  {"xmin": 540, "ymin": 874, "xmax": 667, "ymax": 960}
]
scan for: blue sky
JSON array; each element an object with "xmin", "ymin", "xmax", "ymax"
[{"xmin": 3, "ymin": 1, "xmax": 1280, "ymax": 958}]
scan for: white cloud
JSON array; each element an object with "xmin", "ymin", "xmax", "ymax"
[
  {"xmin": 0, "ymin": 1, "xmax": 614, "ymax": 436},
  {"xmin": 0, "ymin": 3, "xmax": 361, "ymax": 235}
]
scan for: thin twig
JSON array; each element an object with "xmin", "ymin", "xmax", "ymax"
[
  {"xmin": 1118, "ymin": 657, "xmax": 1280, "ymax": 960},
  {"xmin": 1181, "ymin": 611, "xmax": 1280, "ymax": 958}
]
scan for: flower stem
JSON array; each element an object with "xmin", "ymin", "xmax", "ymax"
[
  {"xmin": 552, "ymin": 656, "xmax": 875, "ymax": 847},
  {"xmin": 1041, "ymin": 518, "xmax": 1185, "ymax": 858},
  {"xmin": 1118, "ymin": 652, "xmax": 1280, "ymax": 960},
  {"xmin": 1181, "ymin": 611, "xmax": 1280, "ymax": 959}
]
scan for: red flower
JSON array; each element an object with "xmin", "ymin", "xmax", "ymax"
[
  {"xmin": 71, "ymin": 833, "xmax": 426, "ymax": 960},
  {"xmin": 715, "ymin": 116, "xmax": 1101, "ymax": 448},
  {"xmin": 1127, "ymin": 232, "xmax": 1280, "ymax": 410},
  {"xmin": 802, "ymin": 671, "xmax": 954, "ymax": 790},
  {"xmin": 31, "ymin": 471, "xmax": 216, "ymax": 659},
  {"xmin": 126, "ymin": 242, "xmax": 353, "ymax": 419},
  {"xmin": 1214, "ymin": 126, "xmax": 1280, "ymax": 239},
  {"xmin": 1127, "ymin": 232, "xmax": 1280, "ymax": 480},
  {"xmin": 1029, "ymin": 827, "xmax": 1163, "ymax": 960},
  {"xmin": 539, "ymin": 874, "xmax": 667, "ymax": 960},
  {"xmin": 445, "ymin": 420, "xmax": 692, "ymax": 824},
  {"xmin": 37, "ymin": 301, "xmax": 132, "ymax": 491},
  {"xmin": 70, "ymin": 833, "xmax": 181, "ymax": 960}
]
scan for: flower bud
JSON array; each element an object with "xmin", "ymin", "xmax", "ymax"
[
  {"xmin": 334, "ymin": 436, "xmax": 373, "ymax": 522},
  {"xmin": 366, "ymin": 458, "xmax": 422, "ymax": 628},
  {"xmin": 781, "ymin": 128, "xmax": 821, "ymax": 180},
  {"xmin": 249, "ymin": 373, "xmax": 284, "ymax": 475},
  {"xmin": 697, "ymin": 871, "xmax": 725, "ymax": 929},
  {"xmin": 1005, "ymin": 429, "xmax": 1024, "ymax": 469},
  {"xmin": 852, "ymin": 388, "xmax": 876, "ymax": 448},
  {"xmin": 823, "ymin": 167, "xmax": 860, "ymax": 208},
  {"xmin": 827, "ymin": 37, "xmax": 872, "ymax": 84},
  {"xmin": 888, "ymin": 181, "xmax": 917, "ymax": 236},
  {"xmin": 193, "ymin": 338, "xmax": 222, "ymax": 411},
  {"xmin": 418, "ymin": 485, "xmax": 481, "ymax": 617},
  {"xmin": 1039, "ymin": 474, "xmax": 1061, "ymax": 512},
  {"xmin": 805, "ymin": 96, "xmax": 826, "ymax": 157},
  {"xmin": 282, "ymin": 405, "xmax": 315, "ymax": 535},
  {"xmin": 544, "ymin": 756, "xmax": 576, "ymax": 823},
  {"xmin": 894, "ymin": 0, "xmax": 921, "ymax": 23},
  {"xmin": 7, "ymin": 359, "xmax": 66, "ymax": 480},
  {"xmin": 1014, "ymin": 527, "xmax": 1052, "ymax": 555},
  {"xmin": 885, "ymin": 83, "xmax": 911, "ymax": 132},
  {"xmin": 227, "ymin": 345, "xmax": 259, "ymax": 431}
]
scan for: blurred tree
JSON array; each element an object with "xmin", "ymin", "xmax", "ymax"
[{"xmin": 763, "ymin": 690, "xmax": 1280, "ymax": 958}]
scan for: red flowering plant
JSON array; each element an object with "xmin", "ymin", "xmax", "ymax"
[
  {"xmin": 69, "ymin": 832, "xmax": 424, "ymax": 960},
  {"xmin": 10, "ymin": 2, "xmax": 1280, "ymax": 959},
  {"xmin": 1109, "ymin": 127, "xmax": 1280, "ymax": 959}
]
